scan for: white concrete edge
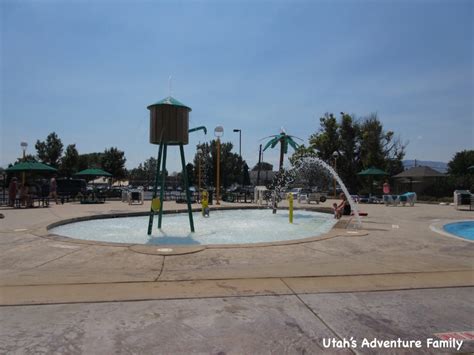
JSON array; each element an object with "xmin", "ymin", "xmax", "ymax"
[{"xmin": 429, "ymin": 220, "xmax": 473, "ymax": 243}]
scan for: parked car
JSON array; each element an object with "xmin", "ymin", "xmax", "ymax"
[
  {"xmin": 287, "ymin": 188, "xmax": 303, "ymax": 199},
  {"xmin": 297, "ymin": 188, "xmax": 327, "ymax": 203}
]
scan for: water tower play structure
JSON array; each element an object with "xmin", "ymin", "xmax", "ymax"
[{"xmin": 147, "ymin": 96, "xmax": 206, "ymax": 235}]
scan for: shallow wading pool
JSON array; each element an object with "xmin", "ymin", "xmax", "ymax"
[{"xmin": 49, "ymin": 209, "xmax": 337, "ymax": 245}]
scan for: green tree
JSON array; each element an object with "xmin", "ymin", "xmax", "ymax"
[
  {"xmin": 181, "ymin": 162, "xmax": 195, "ymax": 188},
  {"xmin": 143, "ymin": 157, "xmax": 158, "ymax": 187},
  {"xmin": 128, "ymin": 164, "xmax": 146, "ymax": 185},
  {"xmin": 15, "ymin": 154, "xmax": 38, "ymax": 164},
  {"xmin": 337, "ymin": 114, "xmax": 361, "ymax": 192},
  {"xmin": 77, "ymin": 152, "xmax": 104, "ymax": 171},
  {"xmin": 35, "ymin": 132, "xmax": 64, "ymax": 168},
  {"xmin": 448, "ymin": 150, "xmax": 474, "ymax": 175},
  {"xmin": 309, "ymin": 113, "xmax": 339, "ymax": 162},
  {"xmin": 251, "ymin": 162, "xmax": 273, "ymax": 171},
  {"xmin": 293, "ymin": 112, "xmax": 406, "ymax": 193},
  {"xmin": 194, "ymin": 143, "xmax": 213, "ymax": 188},
  {"xmin": 288, "ymin": 144, "xmax": 318, "ymax": 165},
  {"xmin": 288, "ymin": 144, "xmax": 330, "ymax": 189},
  {"xmin": 447, "ymin": 150, "xmax": 474, "ymax": 190},
  {"xmin": 242, "ymin": 163, "xmax": 251, "ymax": 185},
  {"xmin": 193, "ymin": 141, "xmax": 246, "ymax": 188},
  {"xmin": 101, "ymin": 147, "xmax": 127, "ymax": 180},
  {"xmin": 60, "ymin": 144, "xmax": 79, "ymax": 177}
]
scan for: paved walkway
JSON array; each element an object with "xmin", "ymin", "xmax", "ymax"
[{"xmin": 0, "ymin": 199, "xmax": 472, "ymax": 353}]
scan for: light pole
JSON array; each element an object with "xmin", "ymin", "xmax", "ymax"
[
  {"xmin": 257, "ymin": 144, "xmax": 262, "ymax": 186},
  {"xmin": 20, "ymin": 142, "xmax": 28, "ymax": 184},
  {"xmin": 214, "ymin": 126, "xmax": 224, "ymax": 205},
  {"xmin": 332, "ymin": 151, "xmax": 338, "ymax": 198},
  {"xmin": 233, "ymin": 129, "xmax": 241, "ymax": 156},
  {"xmin": 233, "ymin": 128, "xmax": 242, "ymax": 185},
  {"xmin": 196, "ymin": 148, "xmax": 202, "ymax": 200}
]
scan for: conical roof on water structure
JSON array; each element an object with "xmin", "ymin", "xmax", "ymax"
[
  {"xmin": 148, "ymin": 96, "xmax": 191, "ymax": 145},
  {"xmin": 147, "ymin": 96, "xmax": 192, "ymax": 111}
]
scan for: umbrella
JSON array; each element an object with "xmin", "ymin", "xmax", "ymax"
[
  {"xmin": 467, "ymin": 165, "xmax": 474, "ymax": 172},
  {"xmin": 357, "ymin": 167, "xmax": 389, "ymax": 176},
  {"xmin": 357, "ymin": 167, "xmax": 389, "ymax": 195},
  {"xmin": 5, "ymin": 161, "xmax": 58, "ymax": 173},
  {"xmin": 75, "ymin": 168, "xmax": 112, "ymax": 189},
  {"xmin": 75, "ymin": 168, "xmax": 112, "ymax": 178}
]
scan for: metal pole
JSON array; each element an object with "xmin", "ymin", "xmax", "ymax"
[
  {"xmin": 180, "ymin": 144, "xmax": 195, "ymax": 232},
  {"xmin": 22, "ymin": 149, "xmax": 26, "ymax": 184},
  {"xmin": 257, "ymin": 144, "xmax": 262, "ymax": 186},
  {"xmin": 147, "ymin": 144, "xmax": 163, "ymax": 235},
  {"xmin": 239, "ymin": 131, "xmax": 242, "ymax": 185},
  {"xmin": 238, "ymin": 130, "xmax": 242, "ymax": 186},
  {"xmin": 158, "ymin": 144, "xmax": 167, "ymax": 229},
  {"xmin": 239, "ymin": 130, "xmax": 241, "ymax": 157},
  {"xmin": 198, "ymin": 154, "xmax": 201, "ymax": 199},
  {"xmin": 216, "ymin": 138, "xmax": 220, "ymax": 205}
]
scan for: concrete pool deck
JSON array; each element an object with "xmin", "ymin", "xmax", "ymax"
[{"xmin": 0, "ymin": 199, "xmax": 473, "ymax": 353}]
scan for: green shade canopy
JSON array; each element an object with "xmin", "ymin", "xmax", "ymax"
[
  {"xmin": 147, "ymin": 96, "xmax": 191, "ymax": 111},
  {"xmin": 75, "ymin": 168, "xmax": 112, "ymax": 177},
  {"xmin": 468, "ymin": 165, "xmax": 474, "ymax": 171},
  {"xmin": 357, "ymin": 167, "xmax": 389, "ymax": 176},
  {"xmin": 5, "ymin": 161, "xmax": 57, "ymax": 172}
]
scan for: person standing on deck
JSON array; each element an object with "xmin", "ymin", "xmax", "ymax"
[
  {"xmin": 8, "ymin": 177, "xmax": 18, "ymax": 207},
  {"xmin": 50, "ymin": 175, "xmax": 58, "ymax": 204}
]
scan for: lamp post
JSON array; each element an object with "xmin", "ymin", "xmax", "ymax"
[
  {"xmin": 332, "ymin": 151, "xmax": 338, "ymax": 198},
  {"xmin": 196, "ymin": 148, "xmax": 202, "ymax": 200},
  {"xmin": 233, "ymin": 128, "xmax": 242, "ymax": 185},
  {"xmin": 214, "ymin": 126, "xmax": 224, "ymax": 205},
  {"xmin": 256, "ymin": 144, "xmax": 262, "ymax": 186},
  {"xmin": 233, "ymin": 129, "xmax": 241, "ymax": 156},
  {"xmin": 20, "ymin": 142, "xmax": 28, "ymax": 184}
]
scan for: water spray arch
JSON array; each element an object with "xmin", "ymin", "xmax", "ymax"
[{"xmin": 274, "ymin": 156, "xmax": 362, "ymax": 228}]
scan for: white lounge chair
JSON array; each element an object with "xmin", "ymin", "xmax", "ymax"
[
  {"xmin": 399, "ymin": 192, "xmax": 416, "ymax": 206},
  {"xmin": 454, "ymin": 190, "xmax": 473, "ymax": 210},
  {"xmin": 383, "ymin": 195, "xmax": 400, "ymax": 206}
]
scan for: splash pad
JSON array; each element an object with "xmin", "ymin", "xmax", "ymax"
[{"xmin": 49, "ymin": 209, "xmax": 337, "ymax": 246}]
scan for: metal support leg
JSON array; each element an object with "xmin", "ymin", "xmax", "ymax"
[
  {"xmin": 180, "ymin": 144, "xmax": 195, "ymax": 232},
  {"xmin": 147, "ymin": 144, "xmax": 164, "ymax": 235},
  {"xmin": 158, "ymin": 144, "xmax": 168, "ymax": 229}
]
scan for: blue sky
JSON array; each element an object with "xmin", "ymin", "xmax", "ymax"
[{"xmin": 1, "ymin": 0, "xmax": 472, "ymax": 173}]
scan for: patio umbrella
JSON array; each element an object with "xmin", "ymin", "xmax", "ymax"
[
  {"xmin": 357, "ymin": 167, "xmax": 389, "ymax": 176},
  {"xmin": 5, "ymin": 161, "xmax": 58, "ymax": 173},
  {"xmin": 75, "ymin": 168, "xmax": 112, "ymax": 187},
  {"xmin": 75, "ymin": 168, "xmax": 112, "ymax": 178},
  {"xmin": 357, "ymin": 167, "xmax": 389, "ymax": 195},
  {"xmin": 6, "ymin": 161, "xmax": 58, "ymax": 185},
  {"xmin": 468, "ymin": 165, "xmax": 474, "ymax": 172}
]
